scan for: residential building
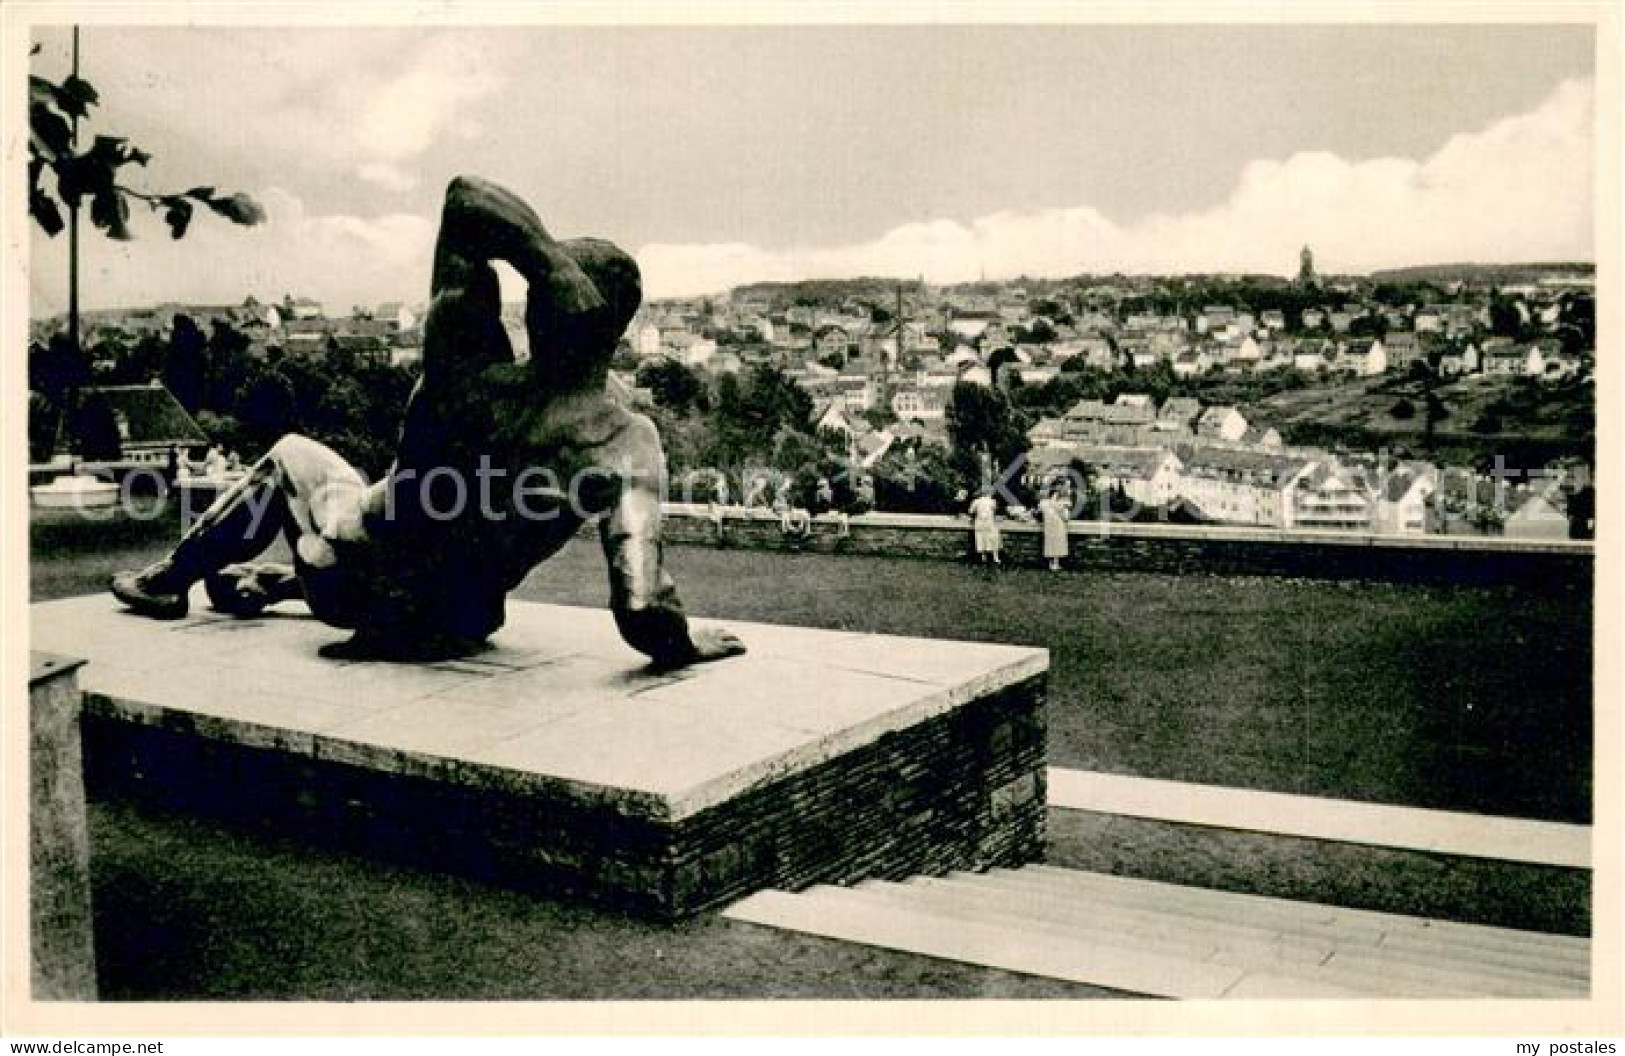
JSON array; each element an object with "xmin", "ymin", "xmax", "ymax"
[
  {"xmin": 1383, "ymin": 332, "xmax": 1424, "ymax": 374},
  {"xmin": 281, "ymin": 295, "xmax": 324, "ymax": 321},
  {"xmin": 1293, "ymin": 339, "xmax": 1331, "ymax": 373},
  {"xmin": 1196, "ymin": 306, "xmax": 1237, "ymax": 334},
  {"xmin": 1196, "ymin": 405, "xmax": 1248, "ymax": 443},
  {"xmin": 891, "ymin": 386, "xmax": 947, "ymax": 422},
  {"xmin": 1292, "ymin": 463, "xmax": 1374, "ymax": 531},
  {"xmin": 704, "ymin": 351, "xmax": 743, "ymax": 375},
  {"xmin": 1503, "ymin": 487, "xmax": 1570, "ymax": 540},
  {"xmin": 1077, "ymin": 446, "xmax": 1184, "ymax": 509},
  {"xmin": 1028, "ymin": 417, "xmax": 1071, "ymax": 448},
  {"xmin": 1241, "ymin": 425, "xmax": 1283, "ymax": 449},
  {"xmin": 1024, "ymin": 445, "xmax": 1183, "ymax": 511},
  {"xmin": 1172, "ymin": 350, "xmax": 1211, "ymax": 377},
  {"xmin": 1218, "ymin": 335, "xmax": 1263, "ymax": 372},
  {"xmin": 837, "ymin": 373, "xmax": 875, "ymax": 412},
  {"xmin": 1340, "ymin": 337, "xmax": 1387, "ymax": 377},
  {"xmin": 813, "ymin": 399, "xmax": 854, "ymax": 437},
  {"xmin": 1481, "ymin": 339, "xmax": 1536, "ymax": 376},
  {"xmin": 1175, "ymin": 445, "xmax": 1311, "ymax": 528},
  {"xmin": 1438, "ymin": 341, "xmax": 1480, "ymax": 376},
  {"xmin": 814, "ymin": 324, "xmax": 853, "ymax": 360},
  {"xmin": 1372, "ymin": 466, "xmax": 1437, "ymax": 535},
  {"xmin": 1157, "ymin": 397, "xmax": 1202, "ymax": 433}
]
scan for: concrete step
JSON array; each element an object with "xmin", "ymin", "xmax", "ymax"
[
  {"xmin": 980, "ymin": 868, "xmax": 1587, "ymax": 995},
  {"xmin": 904, "ymin": 874, "xmax": 1571, "ymax": 998},
  {"xmin": 726, "ymin": 885, "xmax": 1258, "ymax": 999},
  {"xmin": 983, "ymin": 867, "xmax": 1588, "ymax": 986},
  {"xmin": 920, "ymin": 872, "xmax": 1359, "ymax": 952},
  {"xmin": 859, "ymin": 877, "xmax": 1330, "ymax": 975},
  {"xmin": 724, "ymin": 866, "xmax": 1590, "ymax": 999},
  {"xmin": 880, "ymin": 879, "xmax": 1484, "ymax": 999},
  {"xmin": 1311, "ymin": 945, "xmax": 1583, "ymax": 999},
  {"xmin": 1046, "ymin": 768, "xmax": 1591, "ymax": 868},
  {"xmin": 897, "ymin": 875, "xmax": 1339, "ymax": 969},
  {"xmin": 1009, "ymin": 865, "xmax": 1590, "ymax": 967}
]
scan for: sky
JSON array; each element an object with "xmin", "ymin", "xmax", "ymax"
[{"xmin": 24, "ymin": 22, "xmax": 1597, "ymax": 312}]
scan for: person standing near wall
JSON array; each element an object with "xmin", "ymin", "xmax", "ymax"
[
  {"xmin": 1040, "ymin": 484, "xmax": 1070, "ymax": 571},
  {"xmin": 968, "ymin": 487, "xmax": 1001, "ymax": 567}
]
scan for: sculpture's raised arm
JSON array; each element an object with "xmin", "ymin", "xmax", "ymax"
[{"xmin": 422, "ymin": 176, "xmax": 605, "ymax": 378}]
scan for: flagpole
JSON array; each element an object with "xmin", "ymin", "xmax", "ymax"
[{"xmin": 67, "ymin": 25, "xmax": 80, "ymax": 355}]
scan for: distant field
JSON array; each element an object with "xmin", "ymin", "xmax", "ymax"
[
  {"xmin": 1255, "ymin": 373, "xmax": 1593, "ymax": 463},
  {"xmin": 33, "ymin": 505, "xmax": 1592, "ymax": 823}
]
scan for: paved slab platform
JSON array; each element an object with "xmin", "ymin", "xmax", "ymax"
[{"xmin": 33, "ymin": 593, "xmax": 1049, "ymax": 917}]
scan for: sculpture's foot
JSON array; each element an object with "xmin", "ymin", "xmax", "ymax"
[
  {"xmin": 318, "ymin": 632, "xmax": 491, "ymax": 663},
  {"xmin": 111, "ymin": 562, "xmax": 189, "ymax": 620},
  {"xmin": 205, "ymin": 562, "xmax": 301, "ymax": 617}
]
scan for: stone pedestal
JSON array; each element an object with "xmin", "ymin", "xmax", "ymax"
[
  {"xmin": 29, "ymin": 652, "xmax": 97, "ymax": 1000},
  {"xmin": 32, "ymin": 596, "xmax": 1048, "ymax": 919}
]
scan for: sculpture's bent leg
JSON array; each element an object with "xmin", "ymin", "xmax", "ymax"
[{"xmin": 111, "ymin": 434, "xmax": 367, "ymax": 620}]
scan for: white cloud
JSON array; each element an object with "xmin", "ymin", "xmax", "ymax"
[
  {"xmin": 337, "ymin": 39, "xmax": 506, "ymax": 201},
  {"xmin": 636, "ymin": 76, "xmax": 1594, "ymax": 297},
  {"xmin": 357, "ymin": 162, "xmax": 419, "ymax": 193},
  {"xmin": 29, "ymin": 73, "xmax": 1593, "ymax": 316},
  {"xmin": 31, "ymin": 188, "xmax": 437, "ymax": 313},
  {"xmin": 354, "ymin": 42, "xmax": 503, "ymax": 162}
]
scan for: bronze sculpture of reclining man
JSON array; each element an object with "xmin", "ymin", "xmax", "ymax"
[{"xmin": 112, "ymin": 176, "xmax": 745, "ymax": 670}]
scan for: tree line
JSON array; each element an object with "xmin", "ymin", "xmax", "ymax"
[{"xmin": 28, "ymin": 319, "xmax": 416, "ymax": 478}]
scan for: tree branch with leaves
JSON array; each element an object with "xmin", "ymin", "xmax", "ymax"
[{"xmin": 29, "ymin": 48, "xmax": 265, "ymax": 242}]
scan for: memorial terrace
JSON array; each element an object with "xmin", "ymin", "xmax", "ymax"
[{"xmin": 27, "ymin": 507, "xmax": 1593, "ymax": 1000}]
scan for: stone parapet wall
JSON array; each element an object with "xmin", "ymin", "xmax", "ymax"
[{"xmin": 659, "ymin": 505, "xmax": 1592, "ymax": 589}]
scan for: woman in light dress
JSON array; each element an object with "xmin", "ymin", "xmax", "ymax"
[
  {"xmin": 1039, "ymin": 483, "xmax": 1072, "ymax": 571},
  {"xmin": 968, "ymin": 487, "xmax": 1001, "ymax": 566}
]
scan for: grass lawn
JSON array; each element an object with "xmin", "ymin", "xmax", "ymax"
[
  {"xmin": 31, "ymin": 504, "xmax": 1593, "ymax": 998},
  {"xmin": 517, "ymin": 538, "xmax": 1593, "ymax": 826}
]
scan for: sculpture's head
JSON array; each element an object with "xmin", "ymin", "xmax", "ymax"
[
  {"xmin": 524, "ymin": 237, "xmax": 642, "ymax": 390},
  {"xmin": 561, "ymin": 237, "xmax": 642, "ymax": 348}
]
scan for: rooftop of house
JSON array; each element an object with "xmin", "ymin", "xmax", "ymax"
[
  {"xmin": 1197, "ymin": 405, "xmax": 1243, "ymax": 425},
  {"xmin": 1065, "ymin": 399, "xmax": 1156, "ymax": 425},
  {"xmin": 1158, "ymin": 397, "xmax": 1202, "ymax": 423},
  {"xmin": 78, "ymin": 382, "xmax": 209, "ymax": 448},
  {"xmin": 1241, "ymin": 425, "xmax": 1279, "ymax": 445},
  {"xmin": 1174, "ymin": 443, "xmax": 1311, "ymax": 483},
  {"xmin": 1379, "ymin": 468, "xmax": 1422, "ymax": 504},
  {"xmin": 1025, "ymin": 443, "xmax": 1171, "ymax": 480},
  {"xmin": 1506, "ymin": 484, "xmax": 1569, "ymax": 519},
  {"xmin": 1066, "ymin": 445, "xmax": 1175, "ymax": 479}
]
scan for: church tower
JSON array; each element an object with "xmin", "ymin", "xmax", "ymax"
[{"xmin": 1298, "ymin": 245, "xmax": 1317, "ymax": 286}]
